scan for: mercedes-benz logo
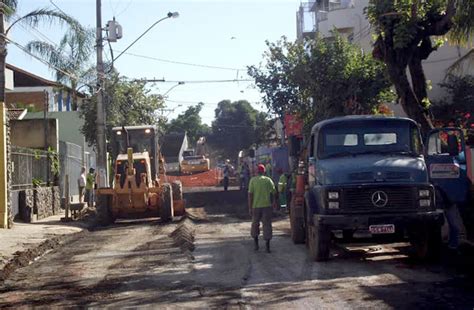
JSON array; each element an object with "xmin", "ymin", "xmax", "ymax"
[{"xmin": 371, "ymin": 191, "xmax": 388, "ymax": 207}]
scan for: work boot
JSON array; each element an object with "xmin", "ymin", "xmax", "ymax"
[
  {"xmin": 254, "ymin": 237, "xmax": 259, "ymax": 251},
  {"xmin": 265, "ymin": 240, "xmax": 271, "ymax": 253}
]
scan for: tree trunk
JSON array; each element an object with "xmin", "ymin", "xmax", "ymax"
[
  {"xmin": 386, "ymin": 62, "xmax": 433, "ymax": 137},
  {"xmin": 408, "ymin": 56, "xmax": 429, "ymax": 108},
  {"xmin": 0, "ymin": 12, "xmax": 7, "ymax": 104}
]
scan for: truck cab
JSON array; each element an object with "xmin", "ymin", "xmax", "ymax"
[{"xmin": 294, "ymin": 116, "xmax": 444, "ymax": 261}]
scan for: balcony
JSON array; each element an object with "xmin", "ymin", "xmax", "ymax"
[
  {"xmin": 312, "ymin": 0, "xmax": 354, "ymax": 13},
  {"xmin": 296, "ymin": 2, "xmax": 318, "ymax": 40},
  {"xmin": 316, "ymin": 0, "xmax": 358, "ymax": 37}
]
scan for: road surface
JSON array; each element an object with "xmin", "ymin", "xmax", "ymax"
[{"xmin": 1, "ymin": 204, "xmax": 474, "ymax": 308}]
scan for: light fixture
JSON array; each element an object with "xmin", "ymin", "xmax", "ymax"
[{"xmin": 168, "ymin": 12, "xmax": 180, "ymax": 18}]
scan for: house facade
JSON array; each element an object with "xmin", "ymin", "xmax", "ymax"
[
  {"xmin": 5, "ymin": 64, "xmax": 86, "ymax": 112},
  {"xmin": 296, "ymin": 0, "xmax": 473, "ymax": 109}
]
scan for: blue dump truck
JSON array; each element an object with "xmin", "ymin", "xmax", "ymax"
[{"xmin": 289, "ymin": 116, "xmax": 470, "ymax": 261}]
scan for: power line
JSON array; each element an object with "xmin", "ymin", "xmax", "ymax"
[
  {"xmin": 165, "ymin": 98, "xmax": 261, "ymax": 106},
  {"xmin": 112, "ymin": 49, "xmax": 247, "ymax": 71},
  {"xmin": 159, "ymin": 79, "xmax": 253, "ymax": 84}
]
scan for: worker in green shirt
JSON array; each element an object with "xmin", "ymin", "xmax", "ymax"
[
  {"xmin": 248, "ymin": 164, "xmax": 278, "ymax": 253},
  {"xmin": 85, "ymin": 168, "xmax": 96, "ymax": 207},
  {"xmin": 277, "ymin": 169, "xmax": 288, "ymax": 207}
]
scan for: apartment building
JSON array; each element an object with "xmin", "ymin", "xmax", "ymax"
[{"xmin": 296, "ymin": 0, "xmax": 473, "ymax": 107}]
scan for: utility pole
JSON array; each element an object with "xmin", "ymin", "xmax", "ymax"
[{"xmin": 96, "ymin": 0, "xmax": 107, "ymax": 188}]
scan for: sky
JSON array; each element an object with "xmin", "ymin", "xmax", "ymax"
[{"xmin": 8, "ymin": 0, "xmax": 300, "ymax": 124}]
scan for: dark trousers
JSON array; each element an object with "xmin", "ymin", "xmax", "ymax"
[
  {"xmin": 251, "ymin": 207, "xmax": 273, "ymax": 241},
  {"xmin": 223, "ymin": 177, "xmax": 229, "ymax": 191}
]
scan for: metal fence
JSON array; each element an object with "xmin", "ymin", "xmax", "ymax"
[
  {"xmin": 59, "ymin": 141, "xmax": 84, "ymax": 197},
  {"xmin": 11, "ymin": 146, "xmax": 51, "ymax": 190}
]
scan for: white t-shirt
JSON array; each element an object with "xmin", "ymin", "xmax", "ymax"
[{"xmin": 78, "ymin": 173, "xmax": 86, "ymax": 187}]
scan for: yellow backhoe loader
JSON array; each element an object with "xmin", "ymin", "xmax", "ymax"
[{"xmin": 98, "ymin": 125, "xmax": 184, "ymax": 222}]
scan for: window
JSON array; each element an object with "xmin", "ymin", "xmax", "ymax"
[
  {"xmin": 326, "ymin": 134, "xmax": 358, "ymax": 146},
  {"xmin": 364, "ymin": 133, "xmax": 397, "ymax": 145}
]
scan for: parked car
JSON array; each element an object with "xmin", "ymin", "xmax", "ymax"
[{"xmin": 180, "ymin": 155, "xmax": 210, "ymax": 174}]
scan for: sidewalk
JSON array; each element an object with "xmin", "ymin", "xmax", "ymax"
[{"xmin": 0, "ymin": 211, "xmax": 94, "ymax": 281}]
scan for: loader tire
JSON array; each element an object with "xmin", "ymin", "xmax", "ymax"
[
  {"xmin": 160, "ymin": 183, "xmax": 174, "ymax": 222},
  {"xmin": 171, "ymin": 180, "xmax": 183, "ymax": 201}
]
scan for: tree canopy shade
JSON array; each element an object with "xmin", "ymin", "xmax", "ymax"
[
  {"xmin": 166, "ymin": 103, "xmax": 211, "ymax": 145},
  {"xmin": 211, "ymin": 100, "xmax": 270, "ymax": 160},
  {"xmin": 367, "ymin": 0, "xmax": 474, "ymax": 135},
  {"xmin": 248, "ymin": 36, "xmax": 394, "ymax": 135},
  {"xmin": 79, "ymin": 73, "xmax": 165, "ymax": 147}
]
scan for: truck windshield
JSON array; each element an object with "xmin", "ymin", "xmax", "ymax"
[{"xmin": 318, "ymin": 121, "xmax": 421, "ymax": 159}]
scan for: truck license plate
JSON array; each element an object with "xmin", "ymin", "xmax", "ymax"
[{"xmin": 369, "ymin": 224, "xmax": 395, "ymax": 234}]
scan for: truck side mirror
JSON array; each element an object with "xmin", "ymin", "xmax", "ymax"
[{"xmin": 447, "ymin": 135, "xmax": 459, "ymax": 156}]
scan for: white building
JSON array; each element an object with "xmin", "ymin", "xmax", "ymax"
[{"xmin": 296, "ymin": 0, "xmax": 473, "ymax": 112}]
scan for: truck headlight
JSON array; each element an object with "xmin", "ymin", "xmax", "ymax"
[
  {"xmin": 328, "ymin": 192, "xmax": 339, "ymax": 200},
  {"xmin": 419, "ymin": 189, "xmax": 430, "ymax": 198},
  {"xmin": 328, "ymin": 202, "xmax": 339, "ymax": 209},
  {"xmin": 419, "ymin": 199, "xmax": 431, "ymax": 207}
]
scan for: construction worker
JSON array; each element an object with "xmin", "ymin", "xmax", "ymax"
[
  {"xmin": 77, "ymin": 167, "xmax": 86, "ymax": 203},
  {"xmin": 85, "ymin": 168, "xmax": 96, "ymax": 207},
  {"xmin": 223, "ymin": 159, "xmax": 232, "ymax": 191},
  {"xmin": 265, "ymin": 159, "xmax": 272, "ymax": 179},
  {"xmin": 248, "ymin": 164, "xmax": 278, "ymax": 253}
]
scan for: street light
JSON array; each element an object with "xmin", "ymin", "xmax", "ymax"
[
  {"xmin": 162, "ymin": 81, "xmax": 185, "ymax": 97},
  {"xmin": 114, "ymin": 11, "xmax": 179, "ymax": 62}
]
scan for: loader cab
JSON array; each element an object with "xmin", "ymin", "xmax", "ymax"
[{"xmin": 111, "ymin": 125, "xmax": 159, "ymax": 181}]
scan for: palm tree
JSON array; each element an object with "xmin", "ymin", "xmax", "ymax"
[
  {"xmin": 0, "ymin": 0, "xmax": 84, "ymax": 103},
  {"xmin": 25, "ymin": 27, "xmax": 95, "ymax": 110}
]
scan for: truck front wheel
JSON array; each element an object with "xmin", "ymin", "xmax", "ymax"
[
  {"xmin": 308, "ymin": 224, "xmax": 331, "ymax": 261},
  {"xmin": 409, "ymin": 224, "xmax": 441, "ymax": 261}
]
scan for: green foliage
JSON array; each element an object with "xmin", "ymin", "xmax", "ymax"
[
  {"xmin": 431, "ymin": 75, "xmax": 474, "ymax": 126},
  {"xmin": 211, "ymin": 100, "xmax": 270, "ymax": 159},
  {"xmin": 32, "ymin": 178, "xmax": 43, "ymax": 188},
  {"xmin": 248, "ymin": 36, "xmax": 393, "ymax": 135},
  {"xmin": 47, "ymin": 147, "xmax": 60, "ymax": 177},
  {"xmin": 79, "ymin": 73, "xmax": 165, "ymax": 147},
  {"xmin": 26, "ymin": 27, "xmax": 94, "ymax": 87},
  {"xmin": 367, "ymin": 0, "xmax": 474, "ymax": 133},
  {"xmin": 165, "ymin": 103, "xmax": 211, "ymax": 145}
]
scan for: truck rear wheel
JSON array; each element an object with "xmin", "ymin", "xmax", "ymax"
[
  {"xmin": 290, "ymin": 208, "xmax": 305, "ymax": 244},
  {"xmin": 160, "ymin": 183, "xmax": 174, "ymax": 222},
  {"xmin": 308, "ymin": 225, "xmax": 330, "ymax": 261},
  {"xmin": 409, "ymin": 225, "xmax": 441, "ymax": 261}
]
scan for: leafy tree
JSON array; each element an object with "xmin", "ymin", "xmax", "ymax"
[
  {"xmin": 431, "ymin": 74, "xmax": 474, "ymax": 127},
  {"xmin": 248, "ymin": 36, "xmax": 393, "ymax": 135},
  {"xmin": 80, "ymin": 73, "xmax": 165, "ymax": 147},
  {"xmin": 367, "ymin": 0, "xmax": 474, "ymax": 135},
  {"xmin": 211, "ymin": 100, "xmax": 268, "ymax": 159},
  {"xmin": 166, "ymin": 103, "xmax": 211, "ymax": 145},
  {"xmin": 0, "ymin": 1, "xmax": 84, "ymax": 102},
  {"xmin": 25, "ymin": 27, "xmax": 95, "ymax": 110}
]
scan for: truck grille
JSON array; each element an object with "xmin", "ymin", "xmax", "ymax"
[{"xmin": 342, "ymin": 186, "xmax": 415, "ymax": 211}]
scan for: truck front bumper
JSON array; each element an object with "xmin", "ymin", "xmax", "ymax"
[{"xmin": 313, "ymin": 210, "xmax": 444, "ymax": 231}]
